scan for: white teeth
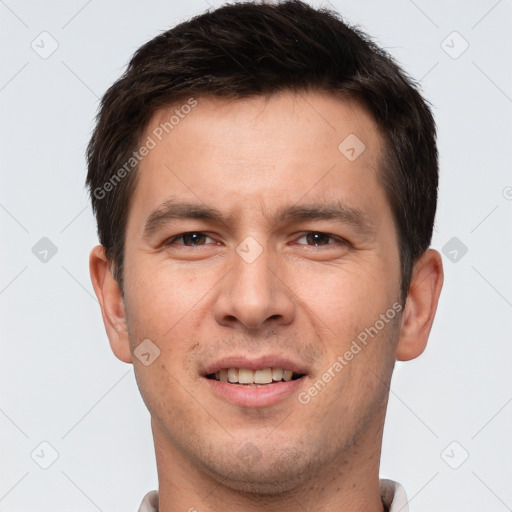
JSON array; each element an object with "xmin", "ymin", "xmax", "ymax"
[
  {"xmin": 272, "ymin": 368, "xmax": 283, "ymax": 381},
  {"xmin": 254, "ymin": 368, "xmax": 273, "ymax": 384},
  {"xmin": 238, "ymin": 368, "xmax": 254, "ymax": 384},
  {"xmin": 214, "ymin": 367, "xmax": 298, "ymax": 384}
]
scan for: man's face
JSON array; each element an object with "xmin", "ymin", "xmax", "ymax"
[{"xmin": 121, "ymin": 92, "xmax": 402, "ymax": 491}]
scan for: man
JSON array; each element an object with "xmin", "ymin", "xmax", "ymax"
[{"xmin": 86, "ymin": 1, "xmax": 443, "ymax": 510}]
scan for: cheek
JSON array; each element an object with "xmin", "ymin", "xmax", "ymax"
[
  {"xmin": 122, "ymin": 256, "xmax": 213, "ymax": 342},
  {"xmin": 133, "ymin": 360, "xmax": 206, "ymax": 443},
  {"xmin": 123, "ymin": 268, "xmax": 209, "ymax": 419},
  {"xmin": 292, "ymin": 257, "xmax": 399, "ymax": 350}
]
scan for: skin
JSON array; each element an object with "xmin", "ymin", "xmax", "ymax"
[{"xmin": 90, "ymin": 91, "xmax": 443, "ymax": 512}]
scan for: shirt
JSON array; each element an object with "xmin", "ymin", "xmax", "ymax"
[{"xmin": 137, "ymin": 479, "xmax": 409, "ymax": 512}]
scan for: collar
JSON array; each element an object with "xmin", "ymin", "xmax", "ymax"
[{"xmin": 137, "ymin": 478, "xmax": 408, "ymax": 512}]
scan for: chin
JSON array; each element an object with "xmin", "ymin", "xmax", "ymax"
[{"xmin": 198, "ymin": 442, "xmax": 323, "ymax": 496}]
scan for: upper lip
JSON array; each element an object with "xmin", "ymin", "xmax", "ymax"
[{"xmin": 202, "ymin": 354, "xmax": 309, "ymax": 376}]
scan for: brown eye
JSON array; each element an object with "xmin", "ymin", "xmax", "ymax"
[
  {"xmin": 165, "ymin": 232, "xmax": 212, "ymax": 246},
  {"xmin": 304, "ymin": 232, "xmax": 332, "ymax": 246},
  {"xmin": 296, "ymin": 232, "xmax": 339, "ymax": 246}
]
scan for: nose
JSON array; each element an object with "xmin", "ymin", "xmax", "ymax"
[{"xmin": 213, "ymin": 241, "xmax": 296, "ymax": 332}]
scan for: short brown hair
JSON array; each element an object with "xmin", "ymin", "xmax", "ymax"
[{"xmin": 86, "ymin": 0, "xmax": 438, "ymax": 300}]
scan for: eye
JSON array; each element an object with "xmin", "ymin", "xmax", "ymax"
[
  {"xmin": 163, "ymin": 232, "xmax": 214, "ymax": 247},
  {"xmin": 295, "ymin": 232, "xmax": 346, "ymax": 247}
]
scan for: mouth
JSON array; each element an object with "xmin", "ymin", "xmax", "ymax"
[
  {"xmin": 202, "ymin": 355, "xmax": 309, "ymax": 407},
  {"xmin": 206, "ymin": 367, "xmax": 306, "ymax": 386}
]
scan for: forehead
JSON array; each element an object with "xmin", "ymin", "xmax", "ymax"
[
  {"xmin": 129, "ymin": 91, "xmax": 388, "ymax": 229},
  {"xmin": 148, "ymin": 91, "xmax": 382, "ymax": 162}
]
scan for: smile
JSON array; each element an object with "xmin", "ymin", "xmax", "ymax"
[{"xmin": 207, "ymin": 367, "xmax": 305, "ymax": 385}]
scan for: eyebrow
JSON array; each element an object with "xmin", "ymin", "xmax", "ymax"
[
  {"xmin": 275, "ymin": 202, "xmax": 374, "ymax": 235},
  {"xmin": 143, "ymin": 197, "xmax": 375, "ymax": 238}
]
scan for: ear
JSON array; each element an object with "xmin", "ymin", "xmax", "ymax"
[
  {"xmin": 396, "ymin": 249, "xmax": 444, "ymax": 361},
  {"xmin": 89, "ymin": 245, "xmax": 132, "ymax": 364}
]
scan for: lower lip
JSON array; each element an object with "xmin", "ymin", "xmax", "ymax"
[{"xmin": 204, "ymin": 377, "xmax": 305, "ymax": 407}]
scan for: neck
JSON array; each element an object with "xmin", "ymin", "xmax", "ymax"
[{"xmin": 151, "ymin": 408, "xmax": 386, "ymax": 512}]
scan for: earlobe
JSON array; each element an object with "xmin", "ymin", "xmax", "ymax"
[
  {"xmin": 89, "ymin": 245, "xmax": 133, "ymax": 364},
  {"xmin": 396, "ymin": 249, "xmax": 444, "ymax": 361}
]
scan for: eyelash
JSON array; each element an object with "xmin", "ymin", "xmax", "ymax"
[{"xmin": 163, "ymin": 231, "xmax": 348, "ymax": 248}]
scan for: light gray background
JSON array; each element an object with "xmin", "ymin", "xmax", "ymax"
[{"xmin": 1, "ymin": 0, "xmax": 511, "ymax": 510}]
